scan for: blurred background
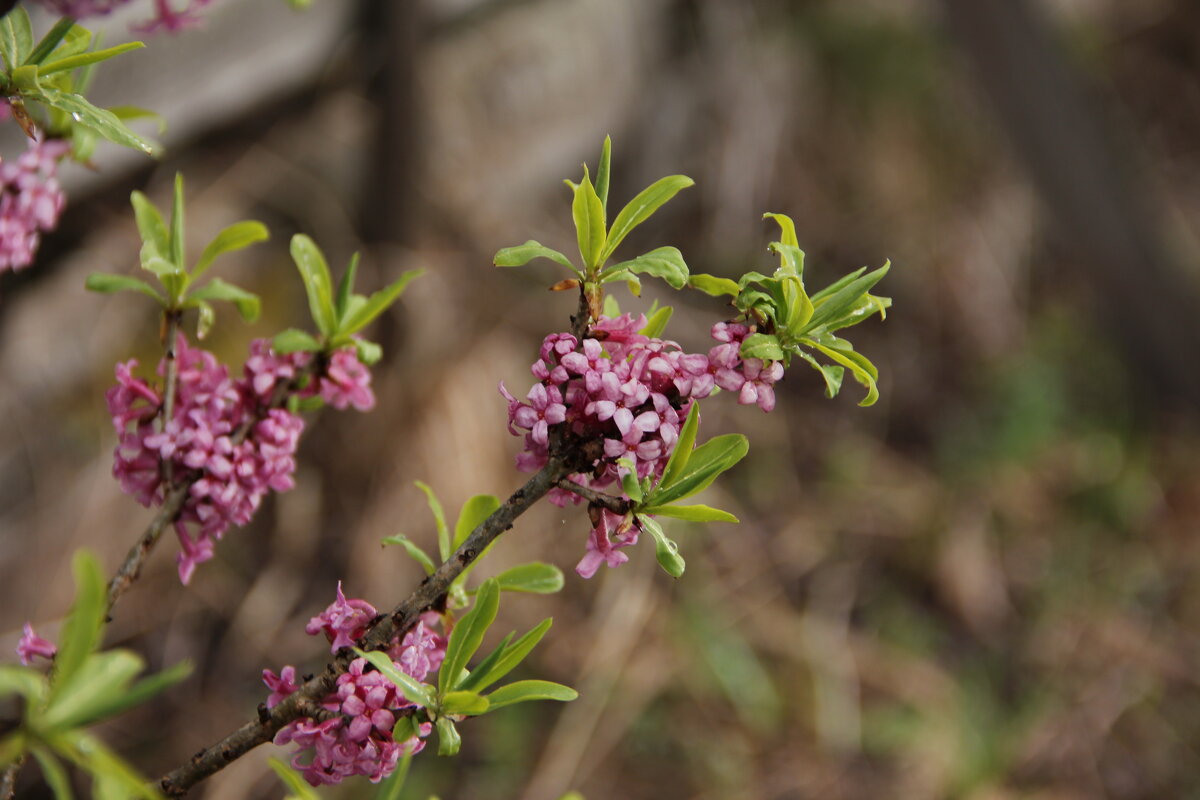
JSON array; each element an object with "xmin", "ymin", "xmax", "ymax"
[{"xmin": 2, "ymin": 0, "xmax": 1200, "ymax": 797}]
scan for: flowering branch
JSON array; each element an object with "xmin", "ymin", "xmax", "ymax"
[
  {"xmin": 157, "ymin": 449, "xmax": 587, "ymax": 796},
  {"xmin": 555, "ymin": 477, "xmax": 630, "ymax": 515}
]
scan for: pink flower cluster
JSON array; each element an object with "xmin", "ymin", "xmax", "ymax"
[
  {"xmin": 16, "ymin": 623, "xmax": 57, "ymax": 666},
  {"xmin": 501, "ymin": 315, "xmax": 783, "ymax": 578},
  {"xmin": 0, "ymin": 139, "xmax": 68, "ymax": 274},
  {"xmin": 32, "ymin": 0, "xmax": 133, "ymax": 17},
  {"xmin": 107, "ymin": 337, "xmax": 375, "ymax": 584},
  {"xmin": 31, "ymin": 0, "xmax": 217, "ymax": 33},
  {"xmin": 264, "ymin": 588, "xmax": 446, "ymax": 787}
]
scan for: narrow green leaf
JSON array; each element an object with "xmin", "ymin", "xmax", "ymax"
[
  {"xmin": 762, "ymin": 212, "xmax": 799, "ymax": 249},
  {"xmin": 599, "ymin": 175, "xmax": 693, "ymax": 264},
  {"xmin": 797, "ymin": 350, "xmax": 844, "ymax": 399},
  {"xmin": 60, "ymin": 659, "xmax": 191, "ymax": 731},
  {"xmin": 639, "ymin": 305, "xmax": 673, "ymax": 339},
  {"xmin": 805, "ymin": 261, "xmax": 890, "ymax": 331},
  {"xmin": 0, "ymin": 8, "xmax": 33, "ymax": 71},
  {"xmin": 605, "ymin": 246, "xmax": 689, "ymax": 290},
  {"xmin": 594, "ymin": 135, "xmax": 612, "ymax": 210},
  {"xmin": 335, "ymin": 252, "xmax": 359, "ymax": 321},
  {"xmin": 415, "ymin": 481, "xmax": 450, "ymax": 562},
  {"xmin": 26, "ymin": 17, "xmax": 76, "ymax": 66},
  {"xmin": 340, "ymin": 268, "xmax": 422, "ymax": 337},
  {"xmin": 50, "ymin": 551, "xmax": 106, "ymax": 702},
  {"xmin": 84, "ymin": 273, "xmax": 163, "ymax": 303},
  {"xmin": 453, "ymin": 494, "xmax": 500, "ymax": 550},
  {"xmin": 188, "ymin": 278, "xmax": 260, "ymax": 323},
  {"xmin": 130, "ymin": 191, "xmax": 169, "ymax": 260},
  {"xmin": 353, "ymin": 649, "xmax": 434, "ymax": 708},
  {"xmin": 493, "ymin": 240, "xmax": 578, "ymax": 274},
  {"xmin": 271, "ymin": 328, "xmax": 321, "ymax": 355},
  {"xmin": 52, "ymin": 730, "xmax": 162, "ymax": 800},
  {"xmin": 355, "ymin": 338, "xmax": 382, "ymax": 366},
  {"xmin": 289, "ymin": 234, "xmax": 337, "ymax": 337},
  {"xmin": 195, "ymin": 301, "xmax": 215, "ymax": 339},
  {"xmin": 435, "ymin": 717, "xmax": 461, "ymax": 756},
  {"xmin": 191, "ymin": 221, "xmax": 269, "ymax": 279},
  {"xmin": 381, "ymin": 534, "xmax": 437, "ymax": 576},
  {"xmin": 647, "ymin": 433, "xmax": 748, "ymax": 507},
  {"xmin": 811, "ymin": 343, "xmax": 880, "ymax": 407},
  {"xmin": 140, "ymin": 255, "xmax": 182, "ymax": 279},
  {"xmin": 440, "ymin": 690, "xmax": 489, "ymax": 716},
  {"xmin": 739, "ymin": 333, "xmax": 784, "ymax": 362},
  {"xmin": 46, "ymin": 23, "xmax": 90, "ymax": 62},
  {"xmin": 37, "ymin": 41, "xmax": 144, "ymax": 76},
  {"xmin": 768, "ymin": 242, "xmax": 806, "ymax": 278},
  {"xmin": 689, "ymin": 273, "xmax": 739, "ymax": 298},
  {"xmin": 440, "ymin": 579, "xmax": 500, "ymax": 694},
  {"xmin": 0, "ymin": 664, "xmax": 47, "ymax": 702},
  {"xmin": 571, "ymin": 168, "xmax": 606, "ymax": 270},
  {"xmin": 491, "ymin": 563, "xmax": 564, "ymax": 595},
  {"xmin": 620, "ymin": 466, "xmax": 643, "ymax": 503},
  {"xmin": 30, "ymin": 747, "xmax": 74, "ymax": 800},
  {"xmin": 268, "ymin": 757, "xmax": 321, "ymax": 800},
  {"xmin": 484, "ymin": 680, "xmax": 578, "ymax": 711},
  {"xmin": 640, "ymin": 516, "xmax": 685, "ymax": 577},
  {"xmin": 107, "ymin": 105, "xmax": 166, "ymax": 134},
  {"xmin": 457, "ymin": 618, "xmax": 552, "ymax": 694},
  {"xmin": 33, "ymin": 88, "xmax": 160, "ymax": 155},
  {"xmin": 43, "ymin": 650, "xmax": 144, "ymax": 730},
  {"xmin": 168, "ymin": 173, "xmax": 184, "ymax": 270},
  {"xmin": 659, "ymin": 402, "xmax": 700, "ymax": 489},
  {"xmin": 638, "ymin": 504, "xmax": 738, "ymax": 523}
]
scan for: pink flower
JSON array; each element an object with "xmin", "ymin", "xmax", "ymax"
[
  {"xmin": 306, "ymin": 583, "xmax": 378, "ymax": 653},
  {"xmin": 0, "ymin": 139, "xmax": 68, "ymax": 274},
  {"xmin": 319, "ymin": 349, "xmax": 375, "ymax": 411},
  {"xmin": 16, "ymin": 623, "xmax": 56, "ymax": 665},
  {"xmin": 263, "ymin": 665, "xmax": 300, "ymax": 709},
  {"xmin": 576, "ymin": 510, "xmax": 640, "ymax": 579}
]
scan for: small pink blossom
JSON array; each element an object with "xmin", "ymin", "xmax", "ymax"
[
  {"xmin": 16, "ymin": 623, "xmax": 56, "ymax": 665},
  {"xmin": 305, "ymin": 583, "xmax": 377, "ymax": 653}
]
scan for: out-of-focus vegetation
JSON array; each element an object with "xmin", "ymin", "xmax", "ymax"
[{"xmin": 2, "ymin": 0, "xmax": 1200, "ymax": 797}]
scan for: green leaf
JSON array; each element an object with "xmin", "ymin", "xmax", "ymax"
[
  {"xmin": 484, "ymin": 680, "xmax": 578, "ymax": 711},
  {"xmin": 335, "ymin": 252, "xmax": 359, "ymax": 321},
  {"xmin": 0, "ymin": 664, "xmax": 47, "ymax": 703},
  {"xmin": 640, "ymin": 516, "xmax": 685, "ymax": 577},
  {"xmin": 457, "ymin": 618, "xmax": 552, "ymax": 694},
  {"xmin": 130, "ymin": 191, "xmax": 169, "ymax": 261},
  {"xmin": 739, "ymin": 333, "xmax": 784, "ymax": 362},
  {"xmin": 440, "ymin": 578, "xmax": 500, "ymax": 694},
  {"xmin": 50, "ymin": 551, "xmax": 106, "ymax": 702},
  {"xmin": 769, "ymin": 242, "xmax": 806, "ymax": 278},
  {"xmin": 108, "ymin": 105, "xmax": 166, "ymax": 134},
  {"xmin": 811, "ymin": 343, "xmax": 880, "ymax": 407},
  {"xmin": 37, "ymin": 41, "xmax": 143, "ymax": 77},
  {"xmin": 381, "ymin": 534, "xmax": 436, "ymax": 576},
  {"xmin": 84, "ymin": 273, "xmax": 163, "ymax": 303},
  {"xmin": 11, "ymin": 63, "xmax": 39, "ymax": 92},
  {"xmin": 638, "ymin": 504, "xmax": 738, "ymax": 523},
  {"xmin": 415, "ymin": 481, "xmax": 450, "ymax": 562},
  {"xmin": 594, "ymin": 135, "xmax": 612, "ymax": 210},
  {"xmin": 440, "ymin": 690, "xmax": 489, "ymax": 716},
  {"xmin": 620, "ymin": 465, "xmax": 643, "ymax": 503},
  {"xmin": 355, "ymin": 338, "xmax": 382, "ymax": 366},
  {"xmin": 26, "ymin": 18, "xmax": 77, "ymax": 66},
  {"xmin": 43, "ymin": 650, "xmax": 143, "ymax": 730},
  {"xmin": 353, "ymin": 649, "xmax": 434, "ymax": 708},
  {"xmin": 51, "ymin": 730, "xmax": 162, "ymax": 800},
  {"xmin": 605, "ymin": 246, "xmax": 689, "ymax": 290},
  {"xmin": 659, "ymin": 402, "xmax": 700, "ymax": 489},
  {"xmin": 491, "ymin": 563, "xmax": 564, "ymax": 595},
  {"xmin": 453, "ymin": 494, "xmax": 500, "ymax": 551},
  {"xmin": 188, "ymin": 278, "xmax": 260, "ymax": 323},
  {"xmin": 763, "ymin": 212, "xmax": 799, "ymax": 250},
  {"xmin": 647, "ymin": 433, "xmax": 748, "ymax": 507},
  {"xmin": 168, "ymin": 173, "xmax": 185, "ymax": 271},
  {"xmin": 805, "ymin": 261, "xmax": 890, "ymax": 332},
  {"xmin": 435, "ymin": 717, "xmax": 461, "ymax": 756},
  {"xmin": 45, "ymin": 23, "xmax": 91, "ymax": 63},
  {"xmin": 571, "ymin": 167, "xmax": 606, "ymax": 270},
  {"xmin": 140, "ymin": 255, "xmax": 181, "ymax": 279},
  {"xmin": 191, "ymin": 221, "xmax": 269, "ymax": 279},
  {"xmin": 599, "ymin": 175, "xmax": 693, "ymax": 264},
  {"xmin": 47, "ymin": 659, "xmax": 191, "ymax": 732},
  {"xmin": 289, "ymin": 234, "xmax": 337, "ymax": 337},
  {"xmin": 689, "ymin": 273, "xmax": 739, "ymax": 298},
  {"xmin": 493, "ymin": 240, "xmax": 578, "ymax": 274},
  {"xmin": 797, "ymin": 350, "xmax": 844, "ymax": 399},
  {"xmin": 268, "ymin": 757, "xmax": 321, "ymax": 800},
  {"xmin": 639, "ymin": 305, "xmax": 672, "ymax": 339},
  {"xmin": 30, "ymin": 746, "xmax": 74, "ymax": 800},
  {"xmin": 0, "ymin": 8, "xmax": 33, "ymax": 71},
  {"xmin": 272, "ymin": 328, "xmax": 321, "ymax": 354},
  {"xmin": 33, "ymin": 88, "xmax": 160, "ymax": 155},
  {"xmin": 339, "ymin": 268, "xmax": 422, "ymax": 337}
]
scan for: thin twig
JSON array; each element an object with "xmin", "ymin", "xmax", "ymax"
[
  {"xmin": 0, "ymin": 755, "xmax": 24, "ymax": 800},
  {"xmin": 555, "ymin": 478, "xmax": 630, "ymax": 515},
  {"xmin": 158, "ymin": 450, "xmax": 587, "ymax": 797},
  {"xmin": 159, "ymin": 311, "xmax": 181, "ymax": 485}
]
